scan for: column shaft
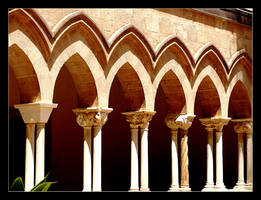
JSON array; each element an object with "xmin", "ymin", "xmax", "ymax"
[
  {"xmin": 169, "ymin": 130, "xmax": 179, "ymax": 191},
  {"xmin": 83, "ymin": 127, "xmax": 92, "ymax": 191},
  {"xmin": 92, "ymin": 126, "xmax": 102, "ymax": 191},
  {"xmin": 130, "ymin": 128, "xmax": 139, "ymax": 191},
  {"xmin": 236, "ymin": 132, "xmax": 245, "ymax": 186},
  {"xmin": 35, "ymin": 123, "xmax": 45, "ymax": 185},
  {"xmin": 204, "ymin": 129, "xmax": 214, "ymax": 190},
  {"xmin": 246, "ymin": 132, "xmax": 253, "ymax": 188},
  {"xmin": 180, "ymin": 129, "xmax": 190, "ymax": 191},
  {"xmin": 24, "ymin": 123, "xmax": 35, "ymax": 191},
  {"xmin": 215, "ymin": 131, "xmax": 225, "ymax": 189},
  {"xmin": 140, "ymin": 127, "xmax": 149, "ymax": 191}
]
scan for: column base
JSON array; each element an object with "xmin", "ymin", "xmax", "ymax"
[
  {"xmin": 202, "ymin": 184, "xmax": 215, "ymax": 192},
  {"xmin": 82, "ymin": 188, "xmax": 92, "ymax": 192},
  {"xmin": 214, "ymin": 184, "xmax": 227, "ymax": 191},
  {"xmin": 244, "ymin": 183, "xmax": 253, "ymax": 191},
  {"xmin": 128, "ymin": 188, "xmax": 139, "ymax": 192},
  {"xmin": 140, "ymin": 187, "xmax": 150, "ymax": 192},
  {"xmin": 232, "ymin": 183, "xmax": 251, "ymax": 191},
  {"xmin": 179, "ymin": 186, "xmax": 191, "ymax": 191},
  {"xmin": 168, "ymin": 185, "xmax": 180, "ymax": 191}
]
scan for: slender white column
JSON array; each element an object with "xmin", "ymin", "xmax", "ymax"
[
  {"xmin": 92, "ymin": 125, "xmax": 102, "ymax": 192},
  {"xmin": 140, "ymin": 124, "xmax": 150, "ymax": 191},
  {"xmin": 234, "ymin": 132, "xmax": 245, "ymax": 188},
  {"xmin": 83, "ymin": 127, "xmax": 92, "ymax": 191},
  {"xmin": 169, "ymin": 130, "xmax": 179, "ymax": 191},
  {"xmin": 246, "ymin": 132, "xmax": 253, "ymax": 190},
  {"xmin": 73, "ymin": 107, "xmax": 112, "ymax": 192},
  {"xmin": 130, "ymin": 128, "xmax": 139, "ymax": 191},
  {"xmin": 215, "ymin": 130, "xmax": 226, "ymax": 190},
  {"xmin": 232, "ymin": 118, "xmax": 252, "ymax": 191},
  {"xmin": 203, "ymin": 128, "xmax": 215, "ymax": 191},
  {"xmin": 35, "ymin": 123, "xmax": 45, "ymax": 185},
  {"xmin": 24, "ymin": 123, "xmax": 35, "ymax": 191}
]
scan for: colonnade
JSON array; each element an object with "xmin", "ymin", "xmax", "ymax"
[{"xmin": 13, "ymin": 104, "xmax": 253, "ymax": 192}]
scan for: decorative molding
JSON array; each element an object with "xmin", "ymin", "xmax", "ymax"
[
  {"xmin": 122, "ymin": 111, "xmax": 156, "ymax": 129},
  {"xmin": 165, "ymin": 113, "xmax": 196, "ymax": 130},
  {"xmin": 199, "ymin": 117, "xmax": 231, "ymax": 132},
  {"xmin": 231, "ymin": 118, "xmax": 252, "ymax": 134},
  {"xmin": 73, "ymin": 107, "xmax": 113, "ymax": 127}
]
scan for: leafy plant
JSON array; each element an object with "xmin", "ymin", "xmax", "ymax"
[{"xmin": 10, "ymin": 173, "xmax": 56, "ymax": 192}]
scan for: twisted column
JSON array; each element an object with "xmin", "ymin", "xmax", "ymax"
[
  {"xmin": 180, "ymin": 129, "xmax": 190, "ymax": 190},
  {"xmin": 122, "ymin": 110, "xmax": 155, "ymax": 192},
  {"xmin": 165, "ymin": 113, "xmax": 195, "ymax": 191}
]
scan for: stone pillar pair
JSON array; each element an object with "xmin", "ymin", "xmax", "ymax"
[
  {"xmin": 199, "ymin": 117, "xmax": 230, "ymax": 191},
  {"xmin": 231, "ymin": 119, "xmax": 253, "ymax": 191},
  {"xmin": 164, "ymin": 113, "xmax": 195, "ymax": 191},
  {"xmin": 72, "ymin": 107, "xmax": 113, "ymax": 192},
  {"xmin": 122, "ymin": 111, "xmax": 156, "ymax": 192},
  {"xmin": 14, "ymin": 103, "xmax": 58, "ymax": 191}
]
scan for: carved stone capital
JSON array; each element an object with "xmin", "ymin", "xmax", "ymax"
[
  {"xmin": 165, "ymin": 113, "xmax": 196, "ymax": 131},
  {"xmin": 122, "ymin": 110, "xmax": 156, "ymax": 129},
  {"xmin": 199, "ymin": 117, "xmax": 231, "ymax": 132},
  {"xmin": 73, "ymin": 107, "xmax": 113, "ymax": 127},
  {"xmin": 231, "ymin": 118, "xmax": 252, "ymax": 134}
]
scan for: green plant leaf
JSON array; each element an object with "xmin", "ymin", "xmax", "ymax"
[
  {"xmin": 31, "ymin": 182, "xmax": 56, "ymax": 192},
  {"xmin": 30, "ymin": 172, "xmax": 50, "ymax": 191},
  {"xmin": 10, "ymin": 177, "xmax": 24, "ymax": 191}
]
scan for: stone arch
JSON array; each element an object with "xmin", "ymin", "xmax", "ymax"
[
  {"xmin": 9, "ymin": 21, "xmax": 50, "ymax": 102},
  {"xmin": 153, "ymin": 59, "xmax": 191, "ymax": 114},
  {"xmin": 106, "ymin": 30, "xmax": 154, "ymax": 80},
  {"xmin": 49, "ymin": 39, "xmax": 105, "ymax": 107},
  {"xmin": 105, "ymin": 51, "xmax": 153, "ymax": 111},
  {"xmin": 193, "ymin": 44, "xmax": 228, "ymax": 89},
  {"xmin": 9, "ymin": 8, "xmax": 50, "ymax": 62},
  {"xmin": 154, "ymin": 36, "xmax": 194, "ymax": 82},
  {"xmin": 9, "ymin": 44, "xmax": 41, "ymax": 103},
  {"xmin": 227, "ymin": 80, "xmax": 251, "ymax": 119},
  {"xmin": 62, "ymin": 53, "xmax": 98, "ymax": 107},
  {"xmin": 49, "ymin": 20, "xmax": 107, "ymax": 70},
  {"xmin": 225, "ymin": 52, "xmax": 252, "ymax": 118},
  {"xmin": 192, "ymin": 66, "xmax": 225, "ymax": 117}
]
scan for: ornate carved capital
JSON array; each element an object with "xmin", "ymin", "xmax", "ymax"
[
  {"xmin": 199, "ymin": 117, "xmax": 231, "ymax": 132},
  {"xmin": 165, "ymin": 113, "xmax": 195, "ymax": 131},
  {"xmin": 73, "ymin": 107, "xmax": 113, "ymax": 127},
  {"xmin": 122, "ymin": 111, "xmax": 156, "ymax": 129},
  {"xmin": 232, "ymin": 118, "xmax": 252, "ymax": 134}
]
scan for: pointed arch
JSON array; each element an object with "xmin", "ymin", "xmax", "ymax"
[
  {"xmin": 153, "ymin": 59, "xmax": 191, "ymax": 114},
  {"xmin": 63, "ymin": 53, "xmax": 98, "ymax": 107},
  {"xmin": 106, "ymin": 30, "xmax": 154, "ymax": 80},
  {"xmin": 104, "ymin": 51, "xmax": 153, "ymax": 110},
  {"xmin": 193, "ymin": 44, "xmax": 228, "ymax": 89},
  {"xmin": 155, "ymin": 35, "xmax": 194, "ymax": 76},
  {"xmin": 192, "ymin": 66, "xmax": 225, "ymax": 117},
  {"xmin": 9, "ymin": 8, "xmax": 51, "ymax": 62},
  {"xmin": 228, "ymin": 80, "xmax": 251, "ymax": 118},
  {"xmin": 50, "ymin": 40, "xmax": 105, "ymax": 106},
  {"xmin": 9, "ymin": 44, "xmax": 41, "ymax": 103},
  {"xmin": 49, "ymin": 20, "xmax": 107, "ymax": 70}
]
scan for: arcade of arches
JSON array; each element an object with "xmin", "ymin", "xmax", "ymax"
[{"xmin": 8, "ymin": 8, "xmax": 253, "ymax": 192}]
